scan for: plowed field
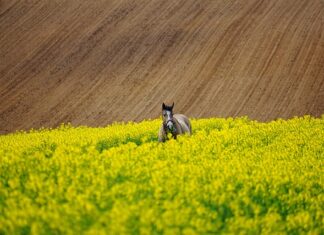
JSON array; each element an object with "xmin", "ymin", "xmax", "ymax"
[{"xmin": 1, "ymin": 0, "xmax": 323, "ymax": 134}]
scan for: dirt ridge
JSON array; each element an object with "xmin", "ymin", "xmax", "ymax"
[{"xmin": 0, "ymin": 0, "xmax": 323, "ymax": 134}]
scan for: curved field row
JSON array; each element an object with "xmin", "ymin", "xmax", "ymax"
[{"xmin": 0, "ymin": 0, "xmax": 324, "ymax": 133}]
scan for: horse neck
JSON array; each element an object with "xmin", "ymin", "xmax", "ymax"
[
  {"xmin": 172, "ymin": 116, "xmax": 179, "ymax": 127},
  {"xmin": 162, "ymin": 117, "xmax": 180, "ymax": 134},
  {"xmin": 172, "ymin": 117, "xmax": 182, "ymax": 134}
]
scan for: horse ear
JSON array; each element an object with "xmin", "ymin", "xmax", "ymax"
[
  {"xmin": 171, "ymin": 102, "xmax": 174, "ymax": 110},
  {"xmin": 162, "ymin": 103, "xmax": 166, "ymax": 110}
]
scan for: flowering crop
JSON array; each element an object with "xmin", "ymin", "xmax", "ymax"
[{"xmin": 0, "ymin": 116, "xmax": 323, "ymax": 234}]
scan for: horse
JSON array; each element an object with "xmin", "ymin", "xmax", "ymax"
[{"xmin": 158, "ymin": 102, "xmax": 192, "ymax": 142}]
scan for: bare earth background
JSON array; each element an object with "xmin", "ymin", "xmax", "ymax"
[{"xmin": 0, "ymin": 0, "xmax": 323, "ymax": 134}]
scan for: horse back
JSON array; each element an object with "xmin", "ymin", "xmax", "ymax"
[{"xmin": 174, "ymin": 114, "xmax": 192, "ymax": 134}]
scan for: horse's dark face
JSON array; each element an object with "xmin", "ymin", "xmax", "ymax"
[{"xmin": 162, "ymin": 102, "xmax": 175, "ymax": 132}]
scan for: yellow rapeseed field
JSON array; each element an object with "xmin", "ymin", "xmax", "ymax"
[{"xmin": 0, "ymin": 116, "xmax": 323, "ymax": 234}]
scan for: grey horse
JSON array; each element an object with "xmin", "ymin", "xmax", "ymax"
[{"xmin": 158, "ymin": 102, "xmax": 192, "ymax": 142}]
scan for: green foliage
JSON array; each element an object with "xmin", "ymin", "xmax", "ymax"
[{"xmin": 0, "ymin": 116, "xmax": 323, "ymax": 234}]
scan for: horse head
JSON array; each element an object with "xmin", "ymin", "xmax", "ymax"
[{"xmin": 162, "ymin": 102, "xmax": 176, "ymax": 133}]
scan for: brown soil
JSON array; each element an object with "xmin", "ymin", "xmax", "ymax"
[{"xmin": 1, "ymin": 0, "xmax": 323, "ymax": 134}]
